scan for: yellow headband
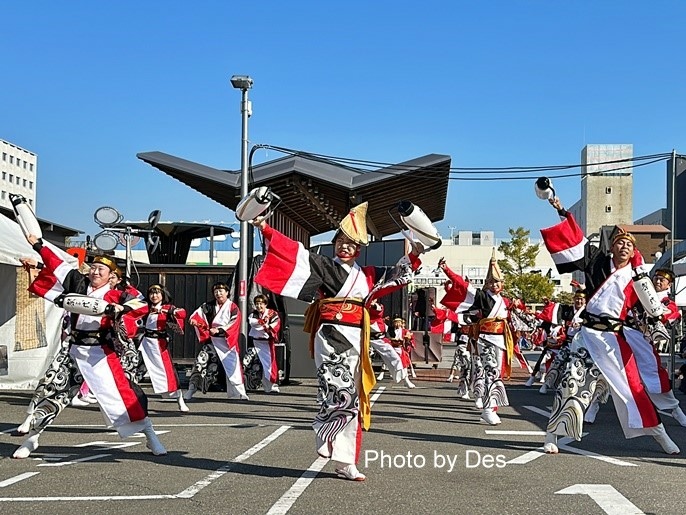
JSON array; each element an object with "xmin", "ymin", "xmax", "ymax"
[
  {"xmin": 92, "ymin": 255, "xmax": 118, "ymax": 272},
  {"xmin": 654, "ymin": 269, "xmax": 674, "ymax": 282},
  {"xmin": 612, "ymin": 230, "xmax": 636, "ymax": 246}
]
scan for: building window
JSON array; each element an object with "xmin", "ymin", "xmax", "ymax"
[
  {"xmin": 2, "ymin": 153, "xmax": 6, "ymax": 161},
  {"xmin": 23, "ymin": 161, "xmax": 27, "ymax": 169},
  {"xmin": 605, "ymin": 186, "xmax": 612, "ymax": 194},
  {"xmin": 605, "ymin": 205, "xmax": 612, "ymax": 213},
  {"xmin": 1, "ymin": 172, "xmax": 5, "ymax": 180},
  {"xmin": 9, "ymin": 174, "xmax": 13, "ymax": 182},
  {"xmin": 1, "ymin": 191, "xmax": 5, "ymax": 200},
  {"xmin": 28, "ymin": 199, "xmax": 33, "ymax": 205},
  {"xmin": 30, "ymin": 163, "xmax": 34, "ymax": 172},
  {"xmin": 9, "ymin": 156, "xmax": 13, "ymax": 164},
  {"xmin": 16, "ymin": 176, "xmax": 20, "ymax": 185},
  {"xmin": 23, "ymin": 179, "xmax": 27, "ymax": 187},
  {"xmin": 29, "ymin": 181, "xmax": 33, "ymax": 189}
]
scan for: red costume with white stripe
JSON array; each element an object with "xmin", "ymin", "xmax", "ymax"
[
  {"xmin": 437, "ymin": 260, "xmax": 513, "ymax": 415},
  {"xmin": 248, "ymin": 306, "xmax": 281, "ymax": 389},
  {"xmin": 189, "ymin": 298, "xmax": 247, "ymax": 399},
  {"xmin": 126, "ymin": 303, "xmax": 186, "ymax": 394},
  {"xmin": 541, "ymin": 210, "xmax": 664, "ymax": 440},
  {"xmin": 389, "ymin": 323, "xmax": 414, "ymax": 369},
  {"xmin": 254, "ymin": 223, "xmax": 419, "ymax": 466},
  {"xmin": 29, "ymin": 242, "xmax": 149, "ymax": 438},
  {"xmin": 623, "ymin": 286, "xmax": 682, "ymax": 405},
  {"xmin": 368, "ymin": 303, "xmax": 407, "ymax": 383}
]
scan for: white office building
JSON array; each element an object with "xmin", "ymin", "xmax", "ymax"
[{"xmin": 0, "ymin": 139, "xmax": 38, "ymax": 210}]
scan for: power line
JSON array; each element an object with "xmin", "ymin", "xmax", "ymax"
[
  {"xmin": 251, "ymin": 144, "xmax": 673, "ymax": 182},
  {"xmin": 263, "ymin": 144, "xmax": 670, "ymax": 173}
]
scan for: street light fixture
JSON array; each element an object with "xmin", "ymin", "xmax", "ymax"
[
  {"xmin": 669, "ymin": 150, "xmax": 680, "ymax": 387},
  {"xmin": 92, "ymin": 206, "xmax": 161, "ymax": 279},
  {"xmin": 231, "ymin": 74, "xmax": 253, "ymax": 355},
  {"xmin": 230, "ymin": 75, "xmax": 253, "ymax": 90}
]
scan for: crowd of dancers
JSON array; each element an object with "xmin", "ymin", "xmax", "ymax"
[
  {"xmin": 432, "ymin": 195, "xmax": 685, "ymax": 455},
  {"xmin": 7, "ymin": 192, "xmax": 685, "ymax": 482},
  {"xmin": 10, "ymin": 238, "xmax": 284, "ymax": 459}
]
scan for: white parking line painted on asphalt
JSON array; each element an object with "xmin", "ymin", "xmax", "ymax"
[
  {"xmin": 175, "ymin": 424, "xmax": 291, "ymax": 499},
  {"xmin": 130, "ymin": 430, "xmax": 171, "ymax": 437},
  {"xmin": 556, "ymin": 484, "xmax": 644, "ymax": 514},
  {"xmin": 151, "ymin": 423, "xmax": 261, "ymax": 428},
  {"xmin": 521, "ymin": 405, "xmax": 637, "ymax": 467},
  {"xmin": 37, "ymin": 454, "xmax": 71, "ymax": 462},
  {"xmin": 485, "ymin": 430, "xmax": 547, "ymax": 436},
  {"xmin": 0, "ymin": 425, "xmax": 291, "ymax": 503},
  {"xmin": 490, "ymin": 408, "xmax": 564, "ymax": 465},
  {"xmin": 0, "ymin": 473, "xmax": 40, "ymax": 488},
  {"xmin": 506, "ymin": 437, "xmax": 575, "ymax": 465},
  {"xmin": 50, "ymin": 423, "xmax": 262, "ymax": 430},
  {"xmin": 556, "ymin": 442, "xmax": 637, "ymax": 467},
  {"xmin": 49, "ymin": 424, "xmax": 115, "ymax": 428},
  {"xmin": 265, "ymin": 458, "xmax": 329, "ymax": 515},
  {"xmin": 74, "ymin": 441, "xmax": 141, "ymax": 449},
  {"xmin": 370, "ymin": 387, "xmax": 386, "ymax": 404},
  {"xmin": 0, "ymin": 494, "xmax": 176, "ymax": 502},
  {"xmin": 265, "ymin": 386, "xmax": 387, "ymax": 515},
  {"xmin": 37, "ymin": 454, "xmax": 111, "ymax": 467},
  {"xmin": 506, "ymin": 449, "xmax": 545, "ymax": 464},
  {"xmin": 522, "ymin": 405, "xmax": 551, "ymax": 418}
]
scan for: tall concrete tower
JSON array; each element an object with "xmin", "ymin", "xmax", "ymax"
[
  {"xmin": 666, "ymin": 154, "xmax": 686, "ymax": 240},
  {"xmin": 579, "ymin": 144, "xmax": 633, "ymax": 238}
]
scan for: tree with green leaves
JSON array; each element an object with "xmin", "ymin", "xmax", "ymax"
[
  {"xmin": 553, "ymin": 290, "xmax": 574, "ymax": 305},
  {"xmin": 497, "ymin": 227, "xmax": 555, "ymax": 304}
]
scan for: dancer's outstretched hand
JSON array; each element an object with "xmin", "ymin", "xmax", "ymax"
[
  {"xmin": 549, "ymin": 197, "xmax": 562, "ymax": 211},
  {"xmin": 251, "ymin": 216, "xmax": 267, "ymax": 231},
  {"xmin": 410, "ymin": 240, "xmax": 424, "ymax": 256},
  {"xmin": 19, "ymin": 257, "xmax": 37, "ymax": 271}
]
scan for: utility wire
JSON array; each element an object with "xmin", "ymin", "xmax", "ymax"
[
  {"xmin": 250, "ymin": 144, "xmax": 672, "ymax": 182},
  {"xmin": 445, "ymin": 156, "xmax": 668, "ymax": 181},
  {"xmin": 262, "ymin": 144, "xmax": 671, "ymax": 173}
]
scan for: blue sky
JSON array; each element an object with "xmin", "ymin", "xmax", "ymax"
[{"xmin": 3, "ymin": 1, "xmax": 685, "ymax": 242}]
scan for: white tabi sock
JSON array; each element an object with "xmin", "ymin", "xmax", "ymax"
[
  {"xmin": 13, "ymin": 430, "xmax": 40, "ymax": 459},
  {"xmin": 671, "ymin": 407, "xmax": 686, "ymax": 427},
  {"xmin": 16, "ymin": 415, "xmax": 32, "ymax": 435},
  {"xmin": 651, "ymin": 424, "xmax": 680, "ymax": 455},
  {"xmin": 142, "ymin": 418, "xmax": 167, "ymax": 456},
  {"xmin": 176, "ymin": 390, "xmax": 190, "ymax": 412},
  {"xmin": 543, "ymin": 432, "xmax": 558, "ymax": 454}
]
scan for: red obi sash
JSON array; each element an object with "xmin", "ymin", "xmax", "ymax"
[
  {"xmin": 479, "ymin": 319, "xmax": 506, "ymax": 335},
  {"xmin": 318, "ymin": 299, "xmax": 365, "ymax": 326}
]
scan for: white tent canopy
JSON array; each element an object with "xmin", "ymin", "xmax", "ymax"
[
  {"xmin": 672, "ymin": 257, "xmax": 686, "ymax": 308},
  {"xmin": 0, "ymin": 215, "xmax": 66, "ymax": 390},
  {"xmin": 0, "ymin": 214, "xmax": 36, "ymax": 266}
]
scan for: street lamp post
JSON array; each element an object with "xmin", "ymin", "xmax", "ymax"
[
  {"xmin": 231, "ymin": 74, "xmax": 253, "ymax": 355},
  {"xmin": 669, "ymin": 149, "xmax": 677, "ymax": 388}
]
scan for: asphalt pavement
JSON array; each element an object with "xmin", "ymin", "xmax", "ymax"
[{"xmin": 0, "ymin": 347, "xmax": 685, "ymax": 515}]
